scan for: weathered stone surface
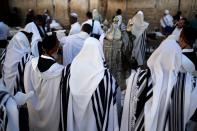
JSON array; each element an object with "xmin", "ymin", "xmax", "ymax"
[{"xmin": 8, "ymin": 0, "xmax": 197, "ymax": 29}]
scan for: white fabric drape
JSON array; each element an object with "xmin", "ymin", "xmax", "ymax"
[
  {"xmin": 64, "ymin": 37, "xmax": 119, "ymax": 131},
  {"xmin": 69, "ymin": 37, "xmax": 105, "ymax": 128},
  {"xmin": 24, "ymin": 56, "xmax": 64, "ymax": 131},
  {"xmin": 131, "ymin": 11, "xmax": 149, "ymax": 38},
  {"xmin": 146, "ymin": 39, "xmax": 182, "ymax": 131},
  {"xmin": 24, "ymin": 22, "xmax": 42, "ymax": 56},
  {"xmin": 3, "ymin": 32, "xmax": 31, "ymax": 94},
  {"xmin": 131, "ymin": 11, "xmax": 149, "ymax": 65},
  {"xmin": 61, "ymin": 31, "xmax": 89, "ymax": 66}
]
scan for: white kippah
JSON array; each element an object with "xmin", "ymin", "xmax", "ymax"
[
  {"xmin": 70, "ymin": 12, "xmax": 78, "ymax": 18},
  {"xmin": 165, "ymin": 10, "xmax": 169, "ymax": 15}
]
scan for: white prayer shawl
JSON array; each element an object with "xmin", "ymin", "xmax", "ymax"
[
  {"xmin": 131, "ymin": 11, "xmax": 149, "ymax": 40},
  {"xmin": 24, "ymin": 22, "xmax": 42, "ymax": 56},
  {"xmin": 61, "ymin": 31, "xmax": 89, "ymax": 66},
  {"xmin": 0, "ymin": 82, "xmax": 34, "ymax": 131},
  {"xmin": 69, "ymin": 22, "xmax": 81, "ymax": 35},
  {"xmin": 3, "ymin": 32, "xmax": 31, "ymax": 95},
  {"xmin": 188, "ymin": 74, "xmax": 197, "ymax": 122},
  {"xmin": 120, "ymin": 70, "xmax": 139, "ymax": 131},
  {"xmin": 182, "ymin": 49, "xmax": 196, "ymax": 71},
  {"xmin": 146, "ymin": 39, "xmax": 182, "ymax": 131},
  {"xmin": 93, "ymin": 9, "xmax": 102, "ymax": 23},
  {"xmin": 0, "ymin": 86, "xmax": 23, "ymax": 131},
  {"xmin": 24, "ymin": 56, "xmax": 64, "ymax": 131},
  {"xmin": 61, "ymin": 37, "xmax": 119, "ymax": 131},
  {"xmin": 131, "ymin": 11, "xmax": 149, "ymax": 65},
  {"xmin": 171, "ymin": 27, "xmax": 182, "ymax": 40},
  {"xmin": 120, "ymin": 40, "xmax": 197, "ymax": 131},
  {"xmin": 168, "ymin": 72, "xmax": 197, "ymax": 131},
  {"xmin": 180, "ymin": 54, "xmax": 195, "ymax": 73},
  {"xmin": 167, "ymin": 27, "xmax": 182, "ymax": 41}
]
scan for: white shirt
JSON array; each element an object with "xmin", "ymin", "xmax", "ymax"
[
  {"xmin": 160, "ymin": 14, "xmax": 174, "ymax": 28},
  {"xmin": 69, "ymin": 22, "xmax": 81, "ymax": 35},
  {"xmin": 61, "ymin": 31, "xmax": 89, "ymax": 66},
  {"xmin": 82, "ymin": 19, "xmax": 103, "ymax": 35},
  {"xmin": 0, "ymin": 22, "xmax": 9, "ymax": 40}
]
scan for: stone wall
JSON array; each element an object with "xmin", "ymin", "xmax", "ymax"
[{"xmin": 9, "ymin": 0, "xmax": 197, "ymax": 29}]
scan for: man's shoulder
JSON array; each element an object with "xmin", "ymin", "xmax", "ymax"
[
  {"xmin": 94, "ymin": 20, "xmax": 101, "ymax": 25},
  {"xmin": 163, "ymin": 38, "xmax": 177, "ymax": 44},
  {"xmin": 82, "ymin": 20, "xmax": 91, "ymax": 25},
  {"xmin": 73, "ymin": 22, "xmax": 81, "ymax": 28},
  {"xmin": 64, "ymin": 34, "xmax": 79, "ymax": 43}
]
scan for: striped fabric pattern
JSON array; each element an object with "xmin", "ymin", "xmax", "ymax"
[
  {"xmin": 91, "ymin": 69, "xmax": 118, "ymax": 131},
  {"xmin": 59, "ymin": 64, "xmax": 71, "ymax": 131},
  {"xmin": 60, "ymin": 65, "xmax": 119, "ymax": 131},
  {"xmin": 131, "ymin": 68, "xmax": 152, "ymax": 131},
  {"xmin": 139, "ymin": 30, "xmax": 147, "ymax": 65},
  {"xmin": 2, "ymin": 53, "xmax": 32, "ymax": 95},
  {"xmin": 167, "ymin": 73, "xmax": 185, "ymax": 131},
  {"xmin": 14, "ymin": 53, "xmax": 32, "ymax": 94},
  {"xmin": 0, "ymin": 49, "xmax": 6, "ymax": 65},
  {"xmin": 120, "ymin": 67, "xmax": 152, "ymax": 131},
  {"xmin": 0, "ymin": 91, "xmax": 10, "ymax": 131}
]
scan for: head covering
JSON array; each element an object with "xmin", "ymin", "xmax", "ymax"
[
  {"xmin": 131, "ymin": 11, "xmax": 149, "ymax": 37},
  {"xmin": 70, "ymin": 12, "xmax": 78, "ymax": 18},
  {"xmin": 24, "ymin": 22, "xmax": 43, "ymax": 56},
  {"xmin": 69, "ymin": 37, "xmax": 105, "ymax": 124},
  {"xmin": 93, "ymin": 9, "xmax": 98, "ymax": 15},
  {"xmin": 165, "ymin": 9, "xmax": 170, "ymax": 15},
  {"xmin": 92, "ymin": 9, "xmax": 100, "ymax": 21},
  {"xmin": 146, "ymin": 39, "xmax": 182, "ymax": 131},
  {"xmin": 24, "ymin": 22, "xmax": 42, "ymax": 43}
]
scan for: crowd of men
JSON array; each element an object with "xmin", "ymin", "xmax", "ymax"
[{"xmin": 0, "ymin": 7, "xmax": 197, "ymax": 131}]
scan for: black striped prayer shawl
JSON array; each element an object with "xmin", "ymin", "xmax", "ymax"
[
  {"xmin": 139, "ymin": 30, "xmax": 147, "ymax": 65},
  {"xmin": 122, "ymin": 69, "xmax": 196, "ymax": 131},
  {"xmin": 125, "ymin": 68, "xmax": 152, "ymax": 131},
  {"xmin": 2, "ymin": 53, "xmax": 32, "ymax": 95},
  {"xmin": 166, "ymin": 73, "xmax": 186, "ymax": 131},
  {"xmin": 0, "ymin": 49, "xmax": 6, "ymax": 65},
  {"xmin": 59, "ymin": 64, "xmax": 119, "ymax": 131},
  {"xmin": 0, "ymin": 91, "xmax": 10, "ymax": 131},
  {"xmin": 120, "ymin": 67, "xmax": 152, "ymax": 131},
  {"xmin": 132, "ymin": 68, "xmax": 152, "ymax": 131}
]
